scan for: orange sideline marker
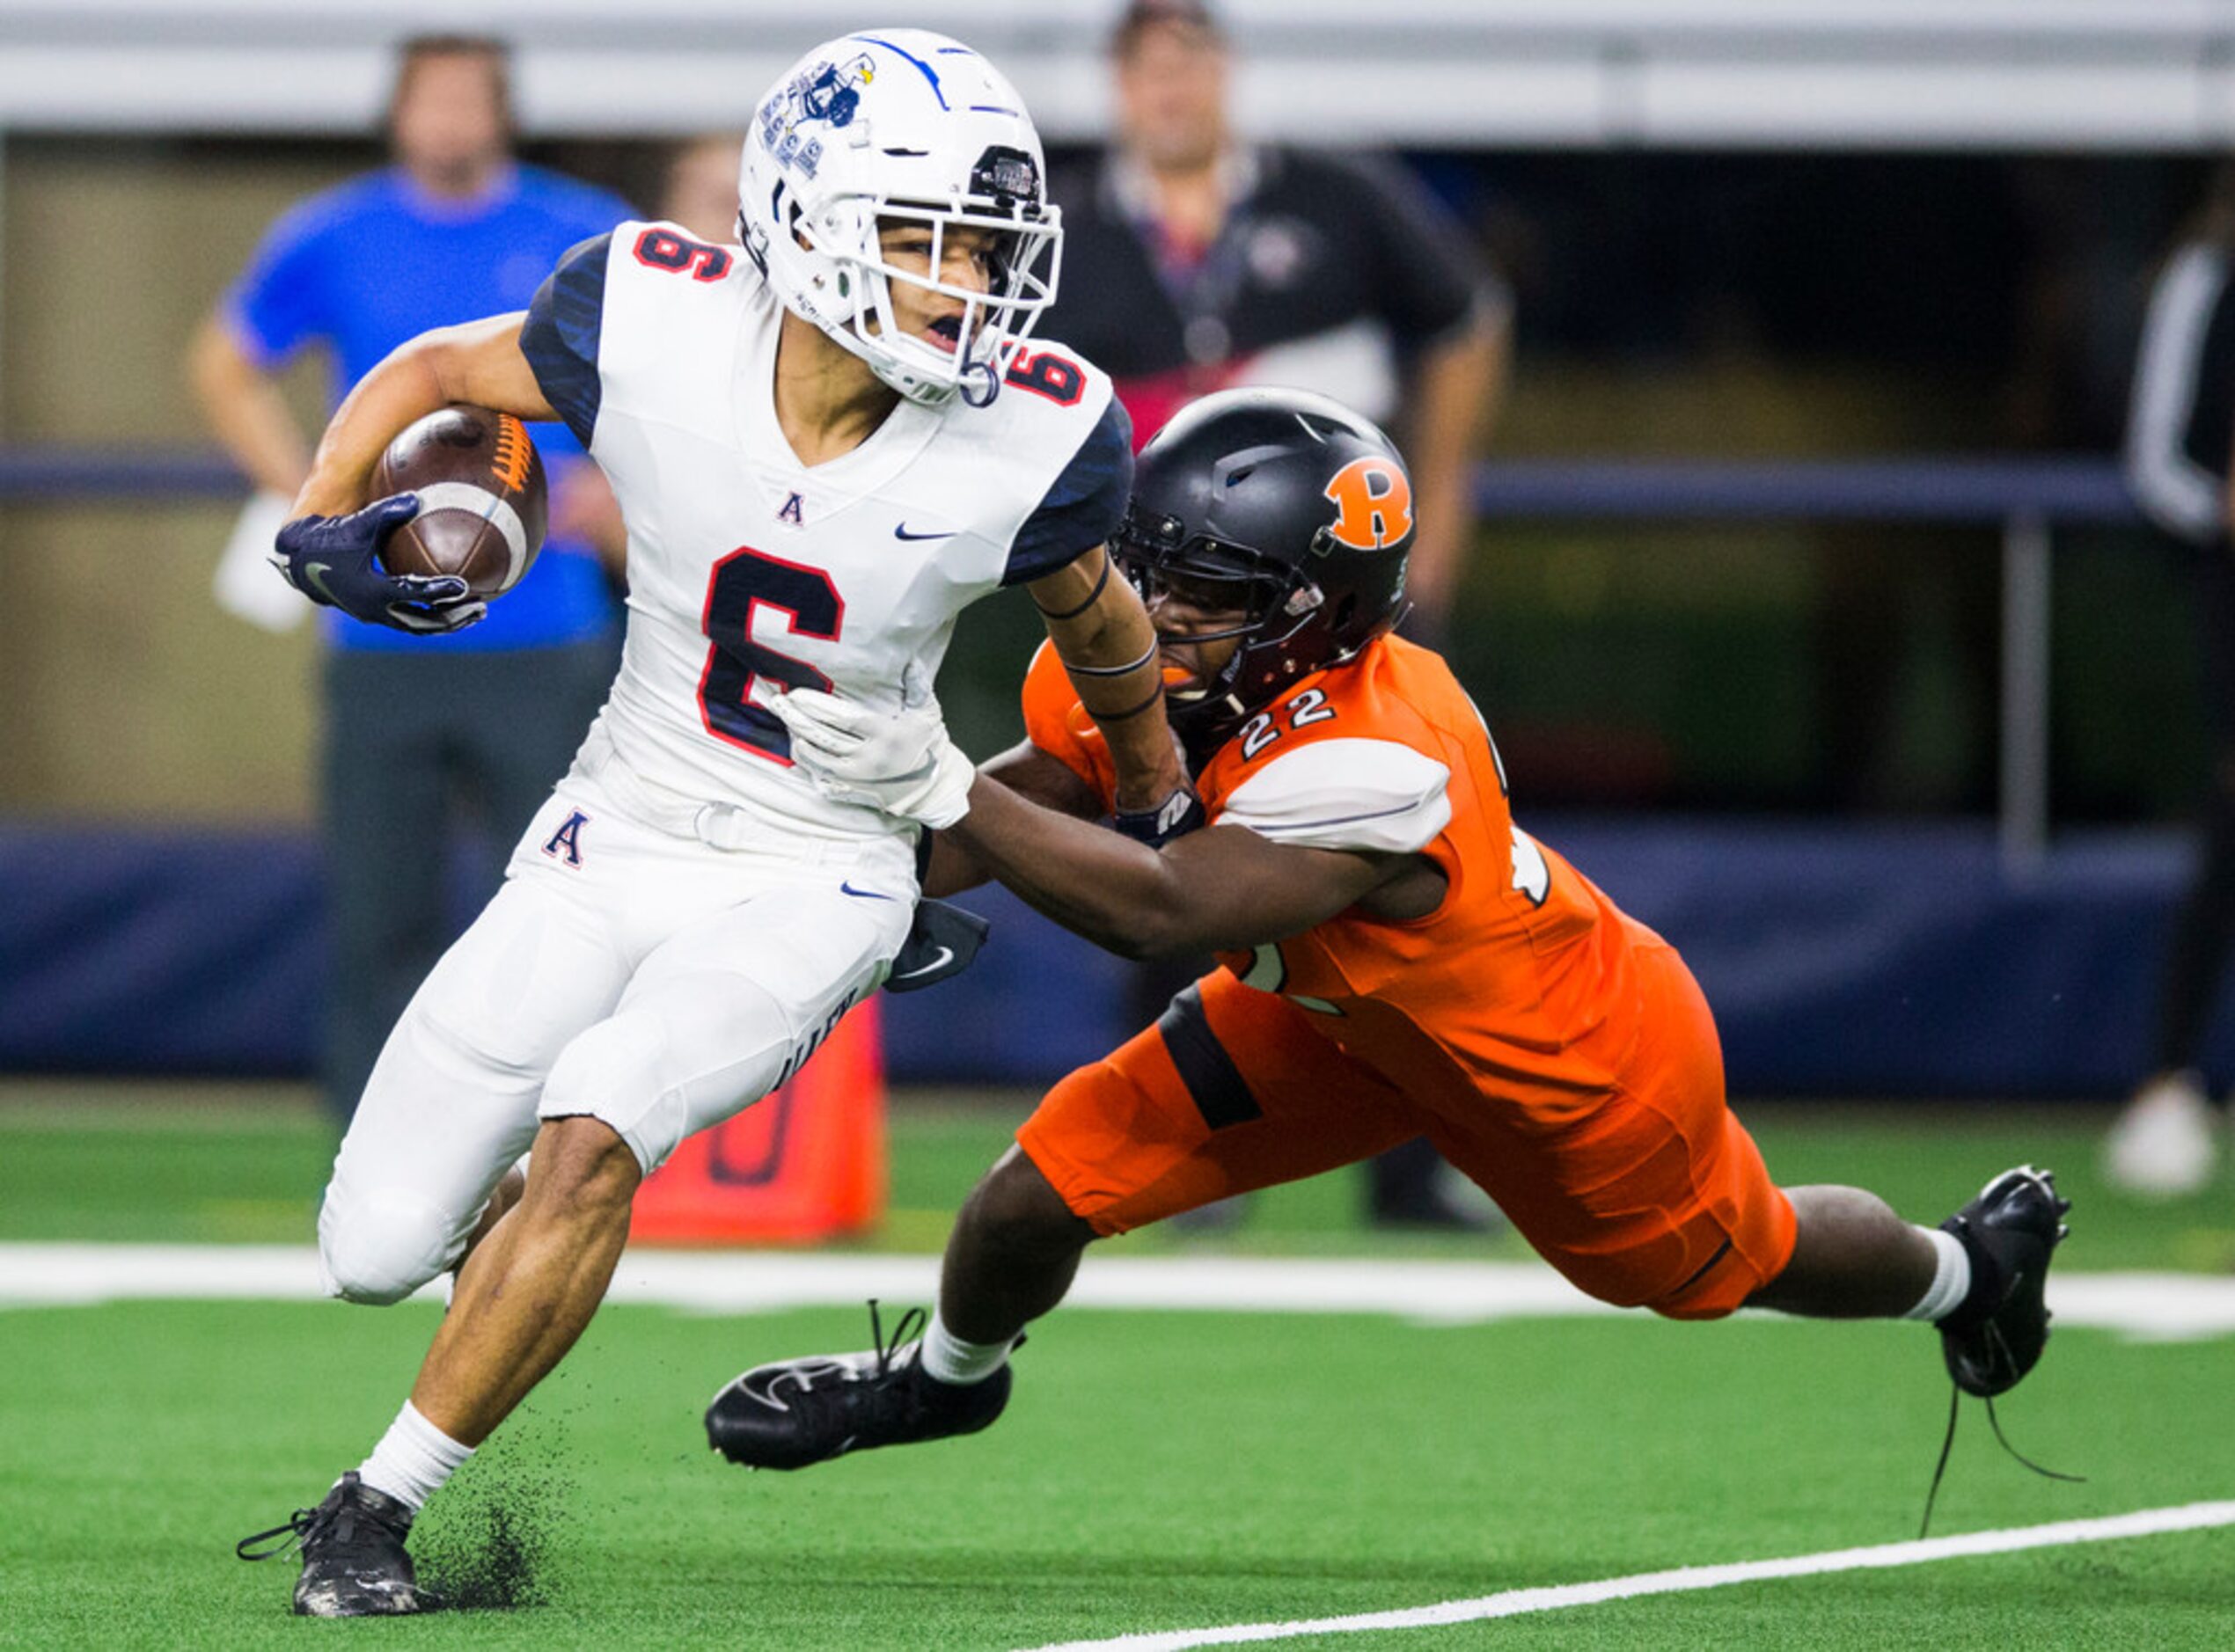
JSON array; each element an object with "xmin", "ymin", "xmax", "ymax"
[{"xmin": 632, "ymin": 998, "xmax": 887, "ymax": 1243}]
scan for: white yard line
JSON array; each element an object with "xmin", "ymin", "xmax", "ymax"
[
  {"xmin": 0, "ymin": 1244, "xmax": 2231, "ymax": 1342},
  {"xmin": 1017, "ymin": 1501, "xmax": 2235, "ymax": 1652}
]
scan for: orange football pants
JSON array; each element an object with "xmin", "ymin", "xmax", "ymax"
[{"xmin": 1016, "ymin": 942, "xmax": 1796, "ymax": 1319}]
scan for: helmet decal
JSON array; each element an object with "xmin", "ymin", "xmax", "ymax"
[
  {"xmin": 759, "ymin": 54, "xmax": 876, "ymax": 178},
  {"xmin": 970, "ymin": 146, "xmax": 1043, "ymax": 214},
  {"xmin": 1320, "ymin": 457, "xmax": 1414, "ymax": 552},
  {"xmin": 795, "ymin": 56, "xmax": 873, "ymax": 128}
]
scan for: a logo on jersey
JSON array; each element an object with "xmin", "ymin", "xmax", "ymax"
[
  {"xmin": 1320, "ymin": 457, "xmax": 1414, "ymax": 552},
  {"xmin": 542, "ymin": 808, "xmax": 590, "ymax": 868},
  {"xmin": 778, "ymin": 493, "xmax": 804, "ymax": 527}
]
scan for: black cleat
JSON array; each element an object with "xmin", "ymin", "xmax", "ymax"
[
  {"xmin": 236, "ymin": 1471, "xmax": 427, "ymax": 1617},
  {"xmin": 1936, "ymin": 1166, "xmax": 2071, "ymax": 1399},
  {"xmin": 706, "ymin": 1303, "xmax": 1013, "ymax": 1471}
]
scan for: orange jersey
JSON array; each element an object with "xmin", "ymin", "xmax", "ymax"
[{"xmin": 1019, "ymin": 634, "xmax": 1660, "ymax": 1130}]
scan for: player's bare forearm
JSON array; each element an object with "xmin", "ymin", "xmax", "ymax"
[
  {"xmin": 947, "ymin": 773, "xmax": 1386, "ymax": 959},
  {"xmin": 921, "ymin": 741, "xmax": 1103, "ymax": 898},
  {"xmin": 1028, "ymin": 546, "xmax": 1186, "ymax": 812},
  {"xmin": 293, "ymin": 314, "xmax": 558, "ymax": 518}
]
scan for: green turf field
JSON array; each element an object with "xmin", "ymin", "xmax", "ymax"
[{"xmin": 3, "ymin": 1085, "xmax": 2232, "ymax": 1648}]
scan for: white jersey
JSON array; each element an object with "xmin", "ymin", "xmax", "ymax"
[{"xmin": 519, "ymin": 219, "xmax": 1131, "ymax": 837}]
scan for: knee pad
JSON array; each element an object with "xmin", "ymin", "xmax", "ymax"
[{"xmin": 317, "ymin": 1185, "xmax": 464, "ymax": 1305}]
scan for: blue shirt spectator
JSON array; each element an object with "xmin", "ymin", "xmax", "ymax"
[{"xmin": 224, "ymin": 163, "xmax": 631, "ymax": 651}]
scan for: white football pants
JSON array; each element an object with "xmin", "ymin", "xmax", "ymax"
[{"xmin": 316, "ymin": 764, "xmax": 915, "ymax": 1305}]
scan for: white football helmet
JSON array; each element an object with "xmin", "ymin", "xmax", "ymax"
[{"xmin": 740, "ymin": 29, "xmax": 1062, "ymax": 407}]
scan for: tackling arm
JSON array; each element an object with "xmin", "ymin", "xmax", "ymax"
[
  {"xmin": 292, "ymin": 313, "xmax": 558, "ymax": 517},
  {"xmin": 1026, "ymin": 546, "xmax": 1187, "ymax": 815},
  {"xmin": 943, "ymin": 770, "xmax": 1394, "ymax": 960},
  {"xmin": 920, "ymin": 741, "xmax": 1104, "ymax": 897}
]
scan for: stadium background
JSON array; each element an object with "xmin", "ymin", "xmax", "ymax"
[
  {"xmin": 6, "ymin": 6, "xmax": 2235, "ymax": 1647},
  {"xmin": 5, "ymin": 2, "xmax": 2232, "ymax": 1093}
]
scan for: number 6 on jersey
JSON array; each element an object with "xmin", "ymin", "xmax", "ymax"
[{"xmin": 697, "ymin": 546, "xmax": 845, "ymax": 764}]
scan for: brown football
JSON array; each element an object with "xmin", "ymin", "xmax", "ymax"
[{"xmin": 372, "ymin": 405, "xmax": 548, "ymax": 599}]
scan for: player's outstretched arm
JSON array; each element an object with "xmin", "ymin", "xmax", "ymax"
[
  {"xmin": 1027, "ymin": 547, "xmax": 1188, "ymax": 818},
  {"xmin": 292, "ymin": 313, "xmax": 557, "ymax": 519},
  {"xmin": 946, "ymin": 771, "xmax": 1394, "ymax": 960},
  {"xmin": 919, "ymin": 741, "xmax": 1105, "ymax": 898}
]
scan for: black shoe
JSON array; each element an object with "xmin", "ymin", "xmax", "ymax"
[
  {"xmin": 1367, "ymin": 1138, "xmax": 1499, "ymax": 1232},
  {"xmin": 706, "ymin": 1303, "xmax": 1012, "ymax": 1471},
  {"xmin": 236, "ymin": 1471, "xmax": 427, "ymax": 1617},
  {"xmin": 1169, "ymin": 1195, "xmax": 1250, "ymax": 1234},
  {"xmin": 1936, "ymin": 1166, "xmax": 2070, "ymax": 1399},
  {"xmin": 1369, "ymin": 1188, "xmax": 1499, "ymax": 1233}
]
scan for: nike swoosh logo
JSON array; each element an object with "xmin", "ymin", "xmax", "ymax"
[
  {"xmin": 839, "ymin": 881, "xmax": 895, "ymax": 901},
  {"xmin": 894, "ymin": 524, "xmax": 955, "ymax": 542},
  {"xmin": 890, "ymin": 946, "xmax": 956, "ymax": 980},
  {"xmin": 303, "ymin": 562, "xmax": 341, "ymax": 604}
]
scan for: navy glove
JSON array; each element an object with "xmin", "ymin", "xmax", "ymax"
[
  {"xmin": 270, "ymin": 494, "xmax": 486, "ymax": 634},
  {"xmin": 1112, "ymin": 786, "xmax": 1206, "ymax": 849}
]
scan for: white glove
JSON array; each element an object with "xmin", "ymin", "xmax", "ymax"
[{"xmin": 769, "ymin": 669, "xmax": 975, "ymax": 830}]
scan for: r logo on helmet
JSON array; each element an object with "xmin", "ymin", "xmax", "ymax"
[{"xmin": 1321, "ymin": 457, "xmax": 1413, "ymax": 552}]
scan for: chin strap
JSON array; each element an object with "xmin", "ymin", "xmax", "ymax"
[{"xmin": 960, "ymin": 359, "xmax": 1001, "ymax": 407}]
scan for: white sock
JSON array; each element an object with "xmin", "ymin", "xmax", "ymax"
[
  {"xmin": 357, "ymin": 1401, "xmax": 474, "ymax": 1513},
  {"xmin": 1902, "ymin": 1227, "xmax": 1973, "ymax": 1323},
  {"xmin": 917, "ymin": 1310, "xmax": 1013, "ymax": 1387}
]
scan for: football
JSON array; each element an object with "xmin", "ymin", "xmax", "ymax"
[{"xmin": 371, "ymin": 405, "xmax": 548, "ymax": 599}]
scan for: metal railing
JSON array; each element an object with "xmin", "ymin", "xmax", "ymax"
[
  {"xmin": 1469, "ymin": 456, "xmax": 2139, "ymax": 874},
  {"xmin": 0, "ymin": 447, "xmax": 2141, "ymax": 874}
]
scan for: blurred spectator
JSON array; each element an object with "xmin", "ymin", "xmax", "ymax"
[
  {"xmin": 548, "ymin": 132, "xmax": 745, "ymax": 566},
  {"xmin": 658, "ymin": 131, "xmax": 748, "ymax": 245},
  {"xmin": 1049, "ymin": 0, "xmax": 1508, "ymax": 637},
  {"xmin": 1045, "ymin": 0, "xmax": 1511, "ymax": 1228},
  {"xmin": 187, "ymin": 34, "xmax": 634, "ymax": 1122},
  {"xmin": 2107, "ymin": 167, "xmax": 2235, "ymax": 1195}
]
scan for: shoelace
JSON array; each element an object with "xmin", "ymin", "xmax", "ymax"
[
  {"xmin": 858, "ymin": 1298, "xmax": 1027, "ymax": 1384},
  {"xmin": 866, "ymin": 1298, "xmax": 928, "ymax": 1384},
  {"xmin": 236, "ymin": 1501, "xmax": 330, "ymax": 1563},
  {"xmin": 748, "ymin": 1302, "xmax": 926, "ymax": 1427},
  {"xmin": 1917, "ymin": 1324, "xmax": 2085, "ymax": 1539}
]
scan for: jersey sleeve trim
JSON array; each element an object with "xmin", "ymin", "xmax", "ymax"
[
  {"xmin": 1216, "ymin": 737, "xmax": 1452, "ymax": 855},
  {"xmin": 1000, "ymin": 395, "xmax": 1134, "ymax": 588},
  {"xmin": 520, "ymin": 231, "xmax": 614, "ymax": 450}
]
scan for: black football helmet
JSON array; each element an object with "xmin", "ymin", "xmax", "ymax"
[{"xmin": 1114, "ymin": 387, "xmax": 1415, "ymax": 744}]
